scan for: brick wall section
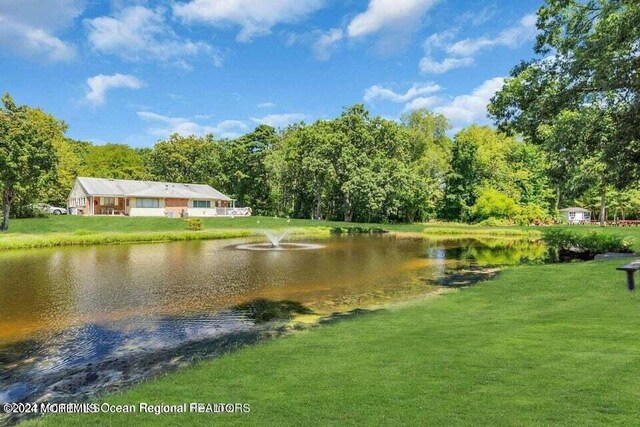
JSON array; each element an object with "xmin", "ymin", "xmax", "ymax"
[
  {"xmin": 164, "ymin": 198, "xmax": 189, "ymax": 218},
  {"xmin": 165, "ymin": 198, "xmax": 189, "ymax": 208}
]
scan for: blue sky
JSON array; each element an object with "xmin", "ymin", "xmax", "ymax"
[{"xmin": 0, "ymin": 0, "xmax": 543, "ymax": 147}]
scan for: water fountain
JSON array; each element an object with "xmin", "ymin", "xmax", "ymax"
[
  {"xmin": 265, "ymin": 230, "xmax": 290, "ymax": 247},
  {"xmin": 236, "ymin": 230, "xmax": 323, "ymax": 251}
]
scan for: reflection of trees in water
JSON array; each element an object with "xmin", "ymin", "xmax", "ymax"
[
  {"xmin": 428, "ymin": 238, "xmax": 547, "ymax": 266},
  {"xmin": 233, "ymin": 299, "xmax": 313, "ymax": 323}
]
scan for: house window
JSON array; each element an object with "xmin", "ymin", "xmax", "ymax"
[
  {"xmin": 193, "ymin": 200, "xmax": 211, "ymax": 208},
  {"xmin": 102, "ymin": 197, "xmax": 116, "ymax": 206},
  {"xmin": 569, "ymin": 212, "xmax": 576, "ymax": 220},
  {"xmin": 136, "ymin": 198, "xmax": 160, "ymax": 208}
]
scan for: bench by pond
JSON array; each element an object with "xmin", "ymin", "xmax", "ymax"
[{"xmin": 617, "ymin": 261, "xmax": 640, "ymax": 290}]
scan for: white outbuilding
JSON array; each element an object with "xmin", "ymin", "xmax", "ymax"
[{"xmin": 559, "ymin": 207, "xmax": 591, "ymax": 224}]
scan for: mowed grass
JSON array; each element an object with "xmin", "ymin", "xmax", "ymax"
[
  {"xmin": 2, "ymin": 215, "xmax": 640, "ymax": 250},
  {"xmin": 0, "ymin": 216, "xmax": 529, "ymax": 250},
  {"xmin": 30, "ymin": 260, "xmax": 640, "ymax": 426}
]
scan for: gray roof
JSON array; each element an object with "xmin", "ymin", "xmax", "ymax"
[
  {"xmin": 75, "ymin": 177, "xmax": 231, "ymax": 201},
  {"xmin": 559, "ymin": 207, "xmax": 591, "ymax": 213}
]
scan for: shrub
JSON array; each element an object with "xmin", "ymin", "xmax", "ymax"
[
  {"xmin": 471, "ymin": 189, "xmax": 520, "ymax": 222},
  {"xmin": 330, "ymin": 226, "xmax": 387, "ymax": 234},
  {"xmin": 185, "ymin": 218, "xmax": 203, "ymax": 231},
  {"xmin": 477, "ymin": 217, "xmax": 513, "ymax": 227},
  {"xmin": 543, "ymin": 229, "xmax": 634, "ymax": 260},
  {"xmin": 515, "ymin": 204, "xmax": 550, "ymax": 225}
]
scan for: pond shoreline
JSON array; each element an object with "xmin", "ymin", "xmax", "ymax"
[
  {"xmin": 2, "ymin": 280, "xmax": 469, "ymax": 426},
  {"xmin": 19, "ymin": 259, "xmax": 640, "ymax": 426}
]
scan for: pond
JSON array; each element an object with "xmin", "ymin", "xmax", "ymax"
[{"xmin": 0, "ymin": 234, "xmax": 545, "ymax": 417}]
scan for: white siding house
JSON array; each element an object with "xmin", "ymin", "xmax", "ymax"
[
  {"xmin": 67, "ymin": 177, "xmax": 251, "ymax": 217},
  {"xmin": 559, "ymin": 207, "xmax": 591, "ymax": 224}
]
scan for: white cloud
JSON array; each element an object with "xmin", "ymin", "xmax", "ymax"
[
  {"xmin": 86, "ymin": 6, "xmax": 215, "ymax": 67},
  {"xmin": 446, "ymin": 14, "xmax": 537, "ymax": 57},
  {"xmin": 403, "ymin": 96, "xmax": 441, "ymax": 111},
  {"xmin": 86, "ymin": 74, "xmax": 144, "ymax": 105},
  {"xmin": 138, "ymin": 111, "xmax": 249, "ymax": 139},
  {"xmin": 0, "ymin": 0, "xmax": 84, "ymax": 31},
  {"xmin": 419, "ymin": 30, "xmax": 473, "ymax": 74},
  {"xmin": 257, "ymin": 102, "xmax": 276, "ymax": 109},
  {"xmin": 0, "ymin": 0, "xmax": 83, "ymax": 61},
  {"xmin": 347, "ymin": 0, "xmax": 438, "ymax": 38},
  {"xmin": 458, "ymin": 6, "xmax": 496, "ymax": 27},
  {"xmin": 251, "ymin": 113, "xmax": 307, "ymax": 128},
  {"xmin": 432, "ymin": 77, "xmax": 505, "ymax": 126},
  {"xmin": 173, "ymin": 0, "xmax": 325, "ymax": 42},
  {"xmin": 364, "ymin": 82, "xmax": 440, "ymax": 103},
  {"xmin": 0, "ymin": 18, "xmax": 76, "ymax": 61},
  {"xmin": 312, "ymin": 28, "xmax": 343, "ymax": 61},
  {"xmin": 419, "ymin": 56, "xmax": 474, "ymax": 74},
  {"xmin": 420, "ymin": 14, "xmax": 537, "ymax": 75}
]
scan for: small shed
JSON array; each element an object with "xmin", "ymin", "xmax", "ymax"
[{"xmin": 559, "ymin": 207, "xmax": 591, "ymax": 224}]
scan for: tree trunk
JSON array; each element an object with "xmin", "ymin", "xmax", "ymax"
[
  {"xmin": 599, "ymin": 186, "xmax": 607, "ymax": 226},
  {"xmin": 554, "ymin": 185, "xmax": 560, "ymax": 212},
  {"xmin": 314, "ymin": 176, "xmax": 322, "ymax": 220},
  {"xmin": 343, "ymin": 192, "xmax": 352, "ymax": 222},
  {"xmin": 315, "ymin": 191, "xmax": 322, "ymax": 220},
  {"xmin": 1, "ymin": 188, "xmax": 12, "ymax": 232}
]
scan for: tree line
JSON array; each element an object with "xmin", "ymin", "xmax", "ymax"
[
  {"xmin": 2, "ymin": 94, "xmax": 639, "ymax": 229},
  {"xmin": 0, "ymin": 96, "xmax": 554, "ymax": 226},
  {"xmin": 2, "ymin": 0, "xmax": 639, "ymax": 229}
]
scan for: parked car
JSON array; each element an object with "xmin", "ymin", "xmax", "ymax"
[{"xmin": 32, "ymin": 203, "xmax": 67, "ymax": 215}]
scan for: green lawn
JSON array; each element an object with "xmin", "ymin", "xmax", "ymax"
[
  {"xmin": 29, "ymin": 260, "xmax": 640, "ymax": 426},
  {"xmin": 3, "ymin": 215, "xmax": 640, "ymax": 250},
  {"xmin": 0, "ymin": 216, "xmax": 534, "ymax": 250}
]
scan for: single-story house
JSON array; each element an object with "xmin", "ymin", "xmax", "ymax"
[
  {"xmin": 559, "ymin": 207, "xmax": 591, "ymax": 224},
  {"xmin": 67, "ymin": 177, "xmax": 250, "ymax": 217}
]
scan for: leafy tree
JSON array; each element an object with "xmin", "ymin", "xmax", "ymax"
[
  {"xmin": 400, "ymin": 110, "xmax": 452, "ymax": 220},
  {"xmin": 489, "ymin": 0, "xmax": 640, "ymax": 224},
  {"xmin": 508, "ymin": 141, "xmax": 553, "ymax": 208},
  {"xmin": 45, "ymin": 138, "xmax": 90, "ymax": 205},
  {"xmin": 266, "ymin": 105, "xmax": 449, "ymax": 223},
  {"xmin": 536, "ymin": 107, "xmax": 617, "ymax": 223},
  {"xmin": 441, "ymin": 134, "xmax": 480, "ymax": 221},
  {"xmin": 443, "ymin": 126, "xmax": 512, "ymax": 220},
  {"xmin": 221, "ymin": 125, "xmax": 279, "ymax": 214},
  {"xmin": 82, "ymin": 143, "xmax": 149, "ymax": 180},
  {"xmin": 147, "ymin": 134, "xmax": 223, "ymax": 186},
  {"xmin": 0, "ymin": 93, "xmax": 58, "ymax": 230},
  {"xmin": 470, "ymin": 189, "xmax": 520, "ymax": 222}
]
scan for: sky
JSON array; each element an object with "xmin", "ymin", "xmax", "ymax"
[{"xmin": 0, "ymin": 0, "xmax": 543, "ymax": 147}]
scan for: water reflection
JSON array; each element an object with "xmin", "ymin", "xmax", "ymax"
[{"xmin": 0, "ymin": 235, "xmax": 545, "ymax": 415}]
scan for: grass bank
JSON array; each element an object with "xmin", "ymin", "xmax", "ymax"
[
  {"xmin": 3, "ymin": 216, "xmax": 640, "ymax": 251},
  {"xmin": 31, "ymin": 260, "xmax": 640, "ymax": 426},
  {"xmin": 0, "ymin": 216, "xmax": 539, "ymax": 251},
  {"xmin": 422, "ymin": 225, "xmax": 540, "ymax": 238},
  {"xmin": 0, "ymin": 229, "xmax": 258, "ymax": 250}
]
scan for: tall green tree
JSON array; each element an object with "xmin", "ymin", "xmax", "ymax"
[
  {"xmin": 489, "ymin": 0, "xmax": 640, "ymax": 224},
  {"xmin": 0, "ymin": 94, "xmax": 58, "ymax": 230},
  {"xmin": 268, "ymin": 105, "xmax": 448, "ymax": 223},
  {"xmin": 82, "ymin": 143, "xmax": 149, "ymax": 180},
  {"xmin": 441, "ymin": 133, "xmax": 480, "ymax": 221},
  {"xmin": 147, "ymin": 134, "xmax": 223, "ymax": 186},
  {"xmin": 400, "ymin": 110, "xmax": 452, "ymax": 220},
  {"xmin": 221, "ymin": 125, "xmax": 279, "ymax": 213},
  {"xmin": 45, "ymin": 138, "xmax": 90, "ymax": 205}
]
